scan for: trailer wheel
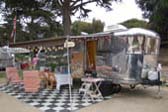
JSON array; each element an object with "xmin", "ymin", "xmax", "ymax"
[
  {"xmin": 115, "ymin": 84, "xmax": 122, "ymax": 93},
  {"xmin": 130, "ymin": 84, "xmax": 136, "ymax": 89},
  {"xmin": 113, "ymin": 84, "xmax": 121, "ymax": 93}
]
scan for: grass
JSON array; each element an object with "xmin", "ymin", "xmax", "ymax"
[
  {"xmin": 0, "ymin": 71, "xmax": 6, "ymax": 78},
  {"xmin": 161, "ymin": 40, "xmax": 168, "ymax": 47},
  {"xmin": 0, "ymin": 71, "xmax": 6, "ymax": 84},
  {"xmin": 158, "ymin": 48, "xmax": 168, "ymax": 66},
  {"xmin": 0, "ymin": 70, "xmax": 23, "ymax": 78},
  {"xmin": 0, "ymin": 70, "xmax": 23, "ymax": 84}
]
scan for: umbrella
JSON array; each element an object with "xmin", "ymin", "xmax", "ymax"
[
  {"xmin": 9, "ymin": 47, "xmax": 30, "ymax": 54},
  {"xmin": 0, "ymin": 46, "xmax": 30, "ymax": 54}
]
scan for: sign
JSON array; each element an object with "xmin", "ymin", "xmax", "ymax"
[{"xmin": 64, "ymin": 41, "xmax": 75, "ymax": 48}]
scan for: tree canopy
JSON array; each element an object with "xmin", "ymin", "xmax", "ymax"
[
  {"xmin": 0, "ymin": 0, "xmax": 63, "ymax": 44},
  {"xmin": 53, "ymin": 0, "xmax": 120, "ymax": 35},
  {"xmin": 120, "ymin": 18, "xmax": 148, "ymax": 29},
  {"xmin": 0, "ymin": 0, "xmax": 120, "ymax": 45},
  {"xmin": 72, "ymin": 18, "xmax": 105, "ymax": 35},
  {"xmin": 136, "ymin": 0, "xmax": 168, "ymax": 40}
]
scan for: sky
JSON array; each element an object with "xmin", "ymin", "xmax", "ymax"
[
  {"xmin": 72, "ymin": 0, "xmax": 145, "ymax": 27},
  {"xmin": 0, "ymin": 15, "xmax": 4, "ymax": 24}
]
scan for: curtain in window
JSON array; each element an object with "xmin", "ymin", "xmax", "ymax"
[
  {"xmin": 145, "ymin": 37, "xmax": 151, "ymax": 53},
  {"xmin": 154, "ymin": 39, "xmax": 159, "ymax": 54},
  {"xmin": 128, "ymin": 36, "xmax": 134, "ymax": 53},
  {"xmin": 138, "ymin": 36, "xmax": 144, "ymax": 52}
]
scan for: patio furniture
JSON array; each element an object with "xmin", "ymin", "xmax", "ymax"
[
  {"xmin": 39, "ymin": 71, "xmax": 48, "ymax": 88},
  {"xmin": 5, "ymin": 67, "xmax": 22, "ymax": 84},
  {"xmin": 79, "ymin": 82, "xmax": 92, "ymax": 98},
  {"xmin": 79, "ymin": 77, "xmax": 104, "ymax": 102},
  {"xmin": 39, "ymin": 71, "xmax": 56, "ymax": 89},
  {"xmin": 56, "ymin": 73, "xmax": 72, "ymax": 91},
  {"xmin": 47, "ymin": 72, "xmax": 56, "ymax": 89},
  {"xmin": 23, "ymin": 70, "xmax": 41, "ymax": 92}
]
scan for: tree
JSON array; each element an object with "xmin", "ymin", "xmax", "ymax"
[
  {"xmin": 92, "ymin": 18, "xmax": 105, "ymax": 33},
  {"xmin": 72, "ymin": 19, "xmax": 105, "ymax": 35},
  {"xmin": 0, "ymin": 0, "xmax": 120, "ymax": 43},
  {"xmin": 0, "ymin": 0, "xmax": 63, "ymax": 43},
  {"xmin": 120, "ymin": 18, "xmax": 148, "ymax": 29},
  {"xmin": 72, "ymin": 21, "xmax": 92, "ymax": 35},
  {"xmin": 53, "ymin": 0, "xmax": 120, "ymax": 35},
  {"xmin": 0, "ymin": 25, "xmax": 9, "ymax": 46},
  {"xmin": 136, "ymin": 0, "xmax": 168, "ymax": 40}
]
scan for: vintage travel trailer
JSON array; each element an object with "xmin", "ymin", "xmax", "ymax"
[
  {"xmin": 69, "ymin": 27, "xmax": 160, "ymax": 89},
  {"xmin": 0, "ymin": 46, "xmax": 14, "ymax": 70},
  {"xmin": 0, "ymin": 46, "xmax": 30, "ymax": 70},
  {"xmin": 11, "ymin": 26, "xmax": 160, "ymax": 90}
]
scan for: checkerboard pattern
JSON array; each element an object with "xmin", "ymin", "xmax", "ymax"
[{"xmin": 0, "ymin": 84, "xmax": 112, "ymax": 112}]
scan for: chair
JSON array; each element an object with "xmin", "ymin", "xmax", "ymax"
[
  {"xmin": 79, "ymin": 82, "xmax": 92, "ymax": 99},
  {"xmin": 47, "ymin": 72, "xmax": 56, "ymax": 89},
  {"xmin": 6, "ymin": 67, "xmax": 22, "ymax": 84},
  {"xmin": 23, "ymin": 70, "xmax": 41, "ymax": 92},
  {"xmin": 39, "ymin": 71, "xmax": 56, "ymax": 89},
  {"xmin": 39, "ymin": 71, "xmax": 48, "ymax": 88}
]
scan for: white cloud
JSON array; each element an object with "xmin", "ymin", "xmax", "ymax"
[{"xmin": 72, "ymin": 0, "xmax": 144, "ymax": 27}]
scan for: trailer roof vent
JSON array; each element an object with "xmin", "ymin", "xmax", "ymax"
[{"xmin": 104, "ymin": 24, "xmax": 127, "ymax": 32}]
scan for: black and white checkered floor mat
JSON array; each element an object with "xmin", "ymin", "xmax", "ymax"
[{"xmin": 0, "ymin": 84, "xmax": 112, "ymax": 112}]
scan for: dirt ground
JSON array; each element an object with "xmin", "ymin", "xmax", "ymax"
[
  {"xmin": 0, "ymin": 86, "xmax": 168, "ymax": 112},
  {"xmin": 0, "ymin": 92, "xmax": 40, "ymax": 112},
  {"xmin": 78, "ymin": 86, "xmax": 168, "ymax": 112}
]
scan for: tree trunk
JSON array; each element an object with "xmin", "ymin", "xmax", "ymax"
[{"xmin": 62, "ymin": 0, "xmax": 71, "ymax": 36}]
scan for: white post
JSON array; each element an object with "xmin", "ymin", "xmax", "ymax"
[
  {"xmin": 157, "ymin": 63, "xmax": 162, "ymax": 97},
  {"xmin": 66, "ymin": 35, "xmax": 72, "ymax": 111}
]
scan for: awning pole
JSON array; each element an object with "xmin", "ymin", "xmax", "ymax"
[{"xmin": 66, "ymin": 35, "xmax": 72, "ymax": 111}]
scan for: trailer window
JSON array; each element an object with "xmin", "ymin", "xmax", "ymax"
[
  {"xmin": 127, "ymin": 36, "xmax": 144, "ymax": 54},
  {"xmin": 96, "ymin": 37, "xmax": 128, "ymax": 76},
  {"xmin": 97, "ymin": 38, "xmax": 112, "ymax": 52},
  {"xmin": 144, "ymin": 37, "xmax": 159, "ymax": 54}
]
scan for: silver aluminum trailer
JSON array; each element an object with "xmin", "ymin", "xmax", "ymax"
[{"xmin": 69, "ymin": 28, "xmax": 160, "ymax": 91}]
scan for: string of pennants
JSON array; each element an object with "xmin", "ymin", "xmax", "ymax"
[
  {"xmin": 71, "ymin": 36, "xmax": 111, "ymax": 41},
  {"xmin": 26, "ymin": 46, "xmax": 65, "ymax": 53},
  {"xmin": 25, "ymin": 36, "xmax": 111, "ymax": 53}
]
